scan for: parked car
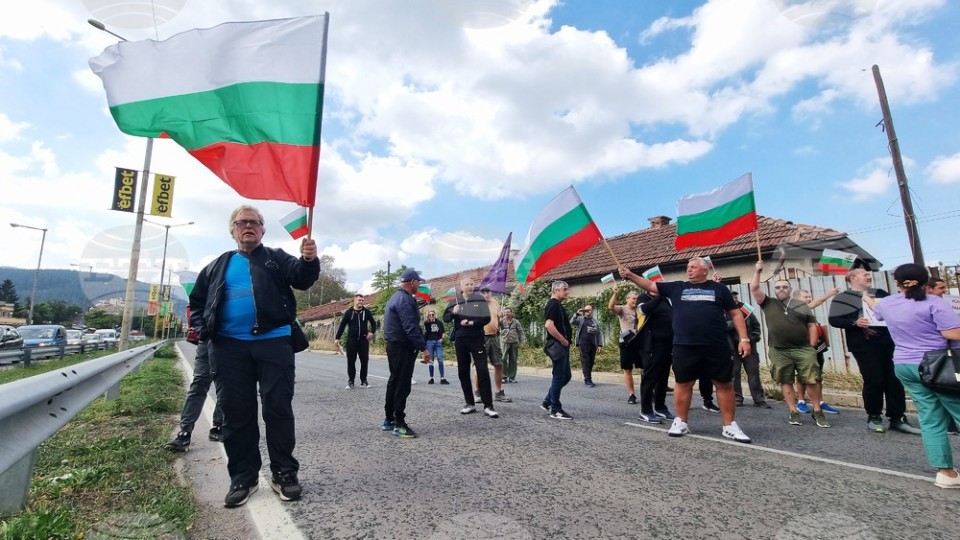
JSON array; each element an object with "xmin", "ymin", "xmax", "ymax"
[
  {"xmin": 66, "ymin": 329, "xmax": 85, "ymax": 353},
  {"xmin": 18, "ymin": 324, "xmax": 68, "ymax": 360},
  {"xmin": 82, "ymin": 332, "xmax": 105, "ymax": 351},
  {"xmin": 0, "ymin": 325, "xmax": 23, "ymax": 351},
  {"xmin": 128, "ymin": 330, "xmax": 147, "ymax": 342},
  {"xmin": 94, "ymin": 329, "xmax": 119, "ymax": 348}
]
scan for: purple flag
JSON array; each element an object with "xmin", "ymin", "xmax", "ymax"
[{"xmin": 478, "ymin": 233, "xmax": 512, "ymax": 294}]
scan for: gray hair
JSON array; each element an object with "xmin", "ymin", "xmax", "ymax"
[
  {"xmin": 551, "ymin": 281, "xmax": 569, "ymax": 292},
  {"xmin": 228, "ymin": 205, "xmax": 265, "ymax": 234},
  {"xmin": 689, "ymin": 257, "xmax": 710, "ymax": 270}
]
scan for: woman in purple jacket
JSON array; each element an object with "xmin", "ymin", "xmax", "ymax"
[{"xmin": 871, "ymin": 264, "xmax": 960, "ymax": 489}]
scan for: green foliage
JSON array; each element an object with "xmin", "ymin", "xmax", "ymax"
[
  {"xmin": 294, "ymin": 254, "xmax": 352, "ymax": 310},
  {"xmin": 0, "ymin": 278, "xmax": 19, "ymax": 306},
  {"xmin": 85, "ymin": 309, "xmax": 121, "ymax": 330},
  {"xmin": 29, "ymin": 299, "xmax": 84, "ymax": 325}
]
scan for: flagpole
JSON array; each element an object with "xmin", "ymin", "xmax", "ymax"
[
  {"xmin": 306, "ymin": 12, "xmax": 329, "ymax": 241},
  {"xmin": 754, "ymin": 229, "xmax": 762, "ymax": 261}
]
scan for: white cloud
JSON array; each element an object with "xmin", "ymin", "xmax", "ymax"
[
  {"xmin": 926, "ymin": 151, "xmax": 960, "ymax": 184},
  {"xmin": 837, "ymin": 157, "xmax": 916, "ymax": 201},
  {"xmin": 0, "ymin": 113, "xmax": 29, "ymax": 141}
]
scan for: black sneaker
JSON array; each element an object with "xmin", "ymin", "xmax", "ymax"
[
  {"xmin": 208, "ymin": 426, "xmax": 222, "ymax": 442},
  {"xmin": 224, "ymin": 482, "xmax": 258, "ymax": 508},
  {"xmin": 164, "ymin": 431, "xmax": 191, "ymax": 452},
  {"xmin": 428, "ymin": 378, "xmax": 435, "ymax": 384},
  {"xmin": 540, "ymin": 401, "xmax": 550, "ymax": 412},
  {"xmin": 440, "ymin": 378, "xmax": 450, "ymax": 385},
  {"xmin": 701, "ymin": 401, "xmax": 721, "ymax": 413},
  {"xmin": 271, "ymin": 472, "xmax": 302, "ymax": 501},
  {"xmin": 549, "ymin": 409, "xmax": 573, "ymax": 420},
  {"xmin": 627, "ymin": 394, "xmax": 638, "ymax": 405}
]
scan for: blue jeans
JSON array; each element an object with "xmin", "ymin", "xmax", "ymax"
[
  {"xmin": 544, "ymin": 341, "xmax": 571, "ymax": 412},
  {"xmin": 895, "ymin": 363, "xmax": 960, "ymax": 469},
  {"xmin": 425, "ymin": 339, "xmax": 444, "ymax": 378}
]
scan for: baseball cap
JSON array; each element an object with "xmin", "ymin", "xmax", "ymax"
[{"xmin": 400, "ymin": 268, "xmax": 424, "ymax": 282}]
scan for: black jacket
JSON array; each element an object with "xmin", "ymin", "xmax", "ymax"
[
  {"xmin": 336, "ymin": 307, "xmax": 377, "ymax": 342},
  {"xmin": 443, "ymin": 293, "xmax": 490, "ymax": 340},
  {"xmin": 828, "ymin": 288, "xmax": 892, "ymax": 352},
  {"xmin": 188, "ymin": 245, "xmax": 320, "ymax": 339}
]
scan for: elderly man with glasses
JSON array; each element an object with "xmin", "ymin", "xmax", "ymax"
[
  {"xmin": 750, "ymin": 261, "xmax": 830, "ymax": 428},
  {"xmin": 570, "ymin": 304, "xmax": 602, "ymax": 387},
  {"xmin": 189, "ymin": 204, "xmax": 319, "ymax": 508}
]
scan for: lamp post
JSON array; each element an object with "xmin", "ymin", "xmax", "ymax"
[
  {"xmin": 143, "ymin": 218, "xmax": 194, "ymax": 338},
  {"xmin": 89, "ymin": 18, "xmax": 155, "ymax": 351},
  {"xmin": 10, "ymin": 223, "xmax": 48, "ymax": 325}
]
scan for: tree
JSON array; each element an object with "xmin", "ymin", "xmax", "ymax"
[
  {"xmin": 0, "ymin": 279, "xmax": 19, "ymax": 307},
  {"xmin": 369, "ymin": 266, "xmax": 407, "ymax": 316},
  {"xmin": 86, "ymin": 309, "xmax": 121, "ymax": 330},
  {"xmin": 294, "ymin": 254, "xmax": 351, "ymax": 310}
]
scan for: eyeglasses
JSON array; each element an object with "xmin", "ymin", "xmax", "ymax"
[{"xmin": 233, "ymin": 219, "xmax": 262, "ymax": 228}]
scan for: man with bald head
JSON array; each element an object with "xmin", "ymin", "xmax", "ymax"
[{"xmin": 620, "ymin": 257, "xmax": 752, "ymax": 443}]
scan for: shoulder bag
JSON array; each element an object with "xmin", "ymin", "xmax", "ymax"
[{"xmin": 918, "ymin": 341, "xmax": 960, "ymax": 394}]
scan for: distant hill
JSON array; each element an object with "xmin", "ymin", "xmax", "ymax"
[{"xmin": 0, "ymin": 267, "xmax": 186, "ymax": 312}]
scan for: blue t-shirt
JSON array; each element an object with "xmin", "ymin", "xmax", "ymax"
[
  {"xmin": 657, "ymin": 280, "xmax": 736, "ymax": 347},
  {"xmin": 219, "ymin": 253, "xmax": 291, "ymax": 340}
]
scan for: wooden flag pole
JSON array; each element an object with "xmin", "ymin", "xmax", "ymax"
[
  {"xmin": 307, "ymin": 207, "xmax": 314, "ymax": 240},
  {"xmin": 754, "ymin": 228, "xmax": 762, "ymax": 261},
  {"xmin": 602, "ymin": 237, "xmax": 622, "ymax": 270}
]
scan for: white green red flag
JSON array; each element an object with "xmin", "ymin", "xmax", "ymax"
[
  {"xmin": 89, "ymin": 15, "xmax": 329, "ymax": 207},
  {"xmin": 675, "ymin": 173, "xmax": 757, "ymax": 251},
  {"xmin": 515, "ymin": 186, "xmax": 603, "ymax": 284},
  {"xmin": 443, "ymin": 287, "xmax": 457, "ymax": 302},
  {"xmin": 817, "ymin": 249, "xmax": 857, "ymax": 274},
  {"xmin": 280, "ymin": 207, "xmax": 309, "ymax": 239},
  {"xmin": 641, "ymin": 266, "xmax": 663, "ymax": 282},
  {"xmin": 175, "ymin": 270, "xmax": 198, "ymax": 296},
  {"xmin": 739, "ymin": 302, "xmax": 756, "ymax": 318},
  {"xmin": 416, "ymin": 283, "xmax": 431, "ymax": 303},
  {"xmin": 600, "ymin": 273, "xmax": 615, "ymax": 284}
]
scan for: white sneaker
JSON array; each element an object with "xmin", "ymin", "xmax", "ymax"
[
  {"xmin": 483, "ymin": 407, "xmax": 499, "ymax": 418},
  {"xmin": 722, "ymin": 421, "xmax": 752, "ymax": 443},
  {"xmin": 667, "ymin": 417, "xmax": 690, "ymax": 437},
  {"xmin": 935, "ymin": 469, "xmax": 960, "ymax": 489},
  {"xmin": 411, "ymin": 378, "xmax": 417, "ymax": 385},
  {"xmin": 460, "ymin": 406, "xmax": 477, "ymax": 415}
]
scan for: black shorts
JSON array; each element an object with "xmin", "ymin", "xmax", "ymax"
[
  {"xmin": 672, "ymin": 344, "xmax": 732, "ymax": 384},
  {"xmin": 619, "ymin": 339, "xmax": 642, "ymax": 370}
]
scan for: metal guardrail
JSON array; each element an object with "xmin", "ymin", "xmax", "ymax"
[
  {"xmin": 0, "ymin": 341, "xmax": 166, "ymax": 515},
  {"xmin": 0, "ymin": 343, "xmax": 117, "ymax": 366}
]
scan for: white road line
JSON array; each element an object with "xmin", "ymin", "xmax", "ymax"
[{"xmin": 624, "ymin": 421, "xmax": 934, "ymax": 483}]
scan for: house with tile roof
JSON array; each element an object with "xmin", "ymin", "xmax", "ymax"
[{"xmin": 539, "ymin": 215, "xmax": 880, "ymax": 297}]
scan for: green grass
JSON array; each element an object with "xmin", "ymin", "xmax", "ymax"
[
  {"xmin": 0, "ymin": 349, "xmax": 117, "ymax": 386},
  {"xmin": 0, "ymin": 345, "xmax": 194, "ymax": 540}
]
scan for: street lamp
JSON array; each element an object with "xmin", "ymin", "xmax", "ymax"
[
  {"xmin": 89, "ymin": 18, "xmax": 154, "ymax": 351},
  {"xmin": 143, "ymin": 218, "xmax": 194, "ymax": 338},
  {"xmin": 10, "ymin": 223, "xmax": 48, "ymax": 325}
]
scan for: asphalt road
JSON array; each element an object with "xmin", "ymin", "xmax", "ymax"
[{"xmin": 176, "ymin": 344, "xmax": 960, "ymax": 540}]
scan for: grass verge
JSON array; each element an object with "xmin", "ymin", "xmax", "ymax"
[
  {"xmin": 0, "ymin": 345, "xmax": 194, "ymax": 540},
  {"xmin": 0, "ymin": 349, "xmax": 115, "ymax": 386}
]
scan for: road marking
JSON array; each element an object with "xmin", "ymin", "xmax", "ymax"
[{"xmin": 624, "ymin": 421, "xmax": 934, "ymax": 483}]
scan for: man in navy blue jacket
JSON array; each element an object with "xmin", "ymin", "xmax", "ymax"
[{"xmin": 382, "ymin": 268, "xmax": 430, "ymax": 438}]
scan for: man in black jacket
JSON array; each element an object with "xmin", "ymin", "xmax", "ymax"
[
  {"xmin": 636, "ymin": 290, "xmax": 676, "ymax": 423},
  {"xmin": 189, "ymin": 205, "xmax": 319, "ymax": 509},
  {"xmin": 828, "ymin": 267, "xmax": 919, "ymax": 434},
  {"xmin": 444, "ymin": 276, "xmax": 498, "ymax": 418},
  {"xmin": 335, "ymin": 294, "xmax": 377, "ymax": 388}
]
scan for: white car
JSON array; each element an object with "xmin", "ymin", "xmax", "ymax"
[
  {"xmin": 94, "ymin": 329, "xmax": 118, "ymax": 348},
  {"xmin": 128, "ymin": 331, "xmax": 147, "ymax": 342},
  {"xmin": 66, "ymin": 329, "xmax": 84, "ymax": 352},
  {"xmin": 82, "ymin": 332, "xmax": 105, "ymax": 350}
]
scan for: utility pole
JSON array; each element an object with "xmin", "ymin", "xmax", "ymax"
[{"xmin": 872, "ymin": 64, "xmax": 924, "ymax": 265}]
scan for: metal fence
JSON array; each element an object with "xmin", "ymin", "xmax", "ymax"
[{"xmin": 0, "ymin": 341, "xmax": 166, "ymax": 515}]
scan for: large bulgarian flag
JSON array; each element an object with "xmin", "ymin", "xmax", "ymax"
[
  {"xmin": 817, "ymin": 249, "xmax": 857, "ymax": 274},
  {"xmin": 89, "ymin": 15, "xmax": 329, "ymax": 207},
  {"xmin": 675, "ymin": 173, "xmax": 758, "ymax": 251},
  {"xmin": 515, "ymin": 186, "xmax": 603, "ymax": 284}
]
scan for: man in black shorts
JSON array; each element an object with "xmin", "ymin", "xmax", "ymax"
[{"xmin": 620, "ymin": 258, "xmax": 752, "ymax": 443}]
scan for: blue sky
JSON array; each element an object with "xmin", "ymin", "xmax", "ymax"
[{"xmin": 2, "ymin": 0, "xmax": 959, "ymax": 299}]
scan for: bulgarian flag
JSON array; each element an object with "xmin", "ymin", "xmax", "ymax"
[
  {"xmin": 416, "ymin": 283, "xmax": 431, "ymax": 303},
  {"xmin": 515, "ymin": 186, "xmax": 603, "ymax": 284},
  {"xmin": 175, "ymin": 270, "xmax": 198, "ymax": 296},
  {"xmin": 89, "ymin": 15, "xmax": 330, "ymax": 207},
  {"xmin": 641, "ymin": 265, "xmax": 663, "ymax": 282},
  {"xmin": 818, "ymin": 249, "xmax": 857, "ymax": 274},
  {"xmin": 675, "ymin": 173, "xmax": 758, "ymax": 251},
  {"xmin": 443, "ymin": 287, "xmax": 457, "ymax": 302},
  {"xmin": 739, "ymin": 302, "xmax": 756, "ymax": 319},
  {"xmin": 280, "ymin": 207, "xmax": 309, "ymax": 239}
]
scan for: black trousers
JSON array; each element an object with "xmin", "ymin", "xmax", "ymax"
[
  {"xmin": 640, "ymin": 343, "xmax": 672, "ymax": 412},
  {"xmin": 455, "ymin": 335, "xmax": 493, "ymax": 408},
  {"xmin": 851, "ymin": 345, "xmax": 906, "ymax": 420},
  {"xmin": 211, "ymin": 336, "xmax": 298, "ymax": 487},
  {"xmin": 384, "ymin": 341, "xmax": 417, "ymax": 425},
  {"xmin": 732, "ymin": 349, "xmax": 765, "ymax": 404},
  {"xmin": 179, "ymin": 340, "xmax": 223, "ymax": 432},
  {"xmin": 346, "ymin": 338, "xmax": 370, "ymax": 384},
  {"xmin": 578, "ymin": 344, "xmax": 597, "ymax": 381}
]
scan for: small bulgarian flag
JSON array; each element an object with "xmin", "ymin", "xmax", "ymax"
[
  {"xmin": 817, "ymin": 249, "xmax": 857, "ymax": 275},
  {"xmin": 416, "ymin": 283, "xmax": 431, "ymax": 303},
  {"xmin": 641, "ymin": 265, "xmax": 663, "ymax": 282},
  {"xmin": 443, "ymin": 287, "xmax": 457, "ymax": 301},
  {"xmin": 702, "ymin": 256, "xmax": 715, "ymax": 271},
  {"xmin": 280, "ymin": 207, "xmax": 309, "ymax": 239},
  {"xmin": 600, "ymin": 273, "xmax": 615, "ymax": 284},
  {"xmin": 739, "ymin": 303, "xmax": 755, "ymax": 318}
]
